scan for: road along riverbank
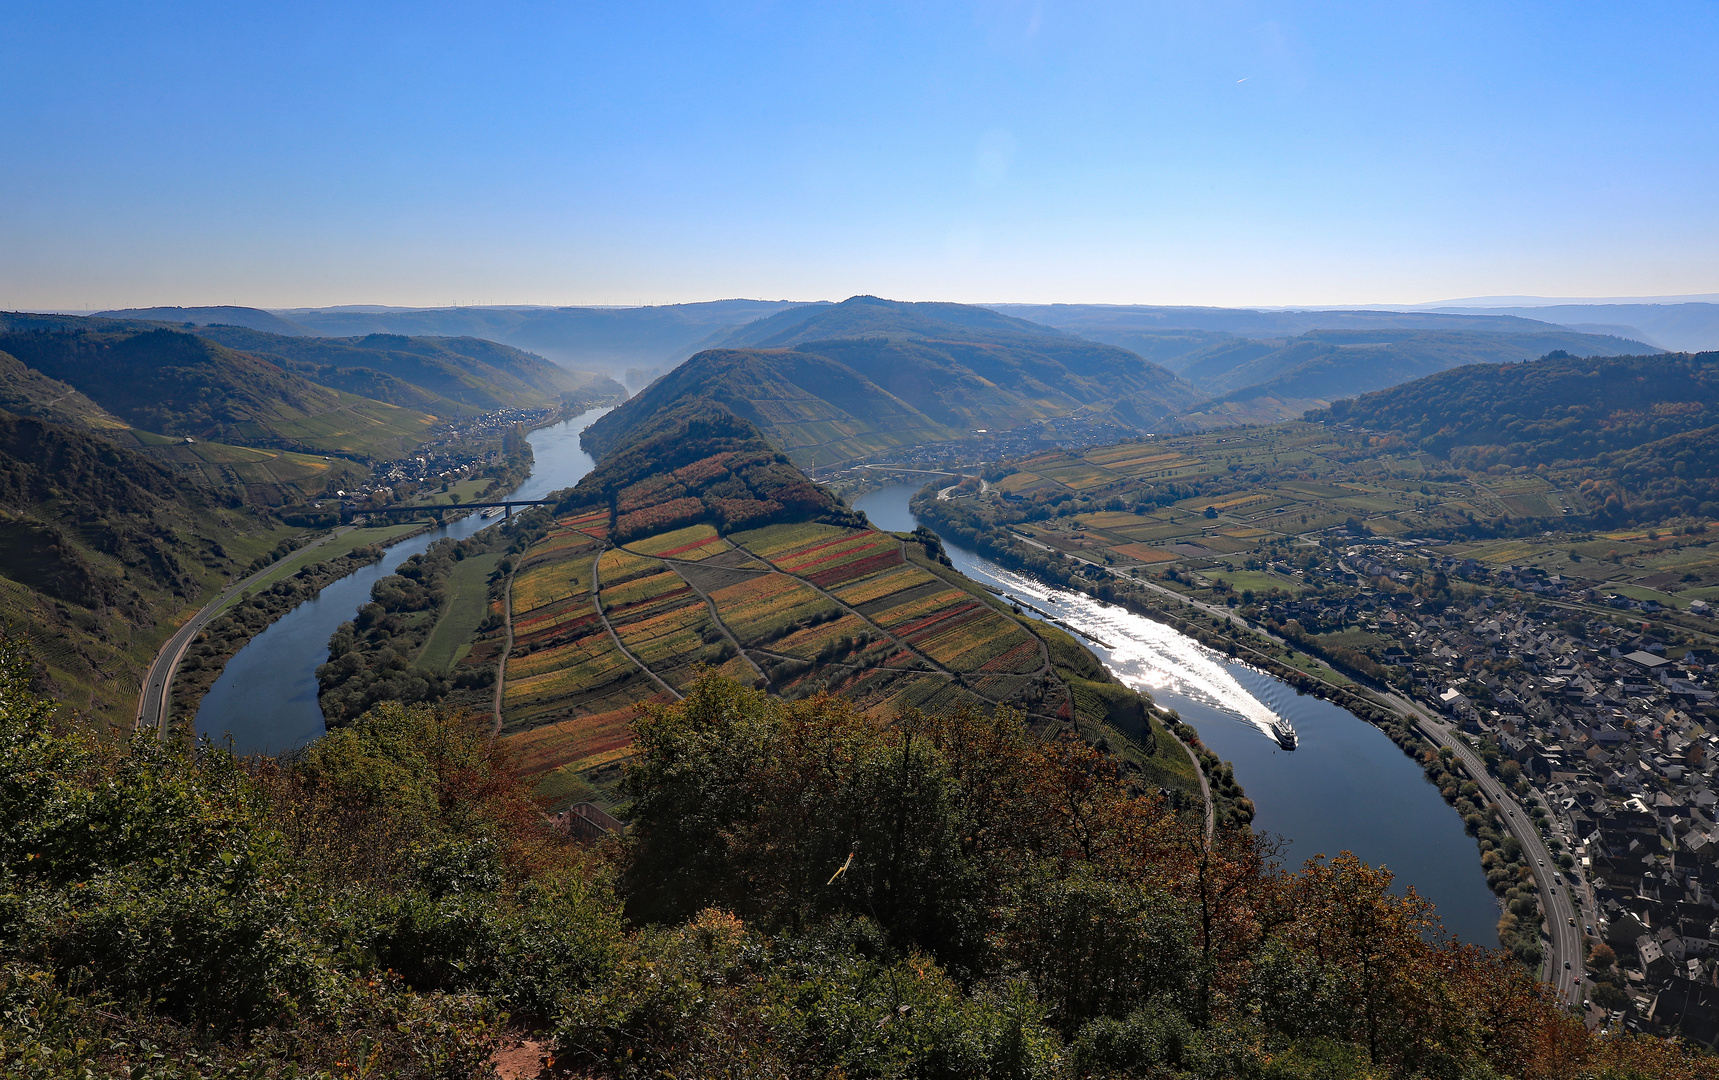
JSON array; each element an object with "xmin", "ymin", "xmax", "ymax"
[{"xmin": 194, "ymin": 407, "xmax": 613, "ymax": 757}]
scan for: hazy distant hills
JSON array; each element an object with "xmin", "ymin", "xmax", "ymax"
[
  {"xmin": 1427, "ymin": 302, "xmax": 1719, "ymax": 353},
  {"xmin": 985, "ymin": 303, "xmax": 1661, "ymax": 426},
  {"xmin": 273, "ymin": 300, "xmax": 801, "ymax": 377},
  {"xmin": 1180, "ymin": 327, "xmax": 1658, "ymax": 398},
  {"xmin": 587, "ymin": 297, "xmax": 1205, "ymax": 467},
  {"xmin": 711, "ymin": 295, "xmax": 1204, "ymax": 417},
  {"xmin": 92, "ymin": 305, "xmax": 314, "ymax": 336},
  {"xmin": 184, "ymin": 325, "xmax": 619, "ymax": 414},
  {"xmin": 989, "ymin": 303, "xmax": 1574, "ymax": 341}
]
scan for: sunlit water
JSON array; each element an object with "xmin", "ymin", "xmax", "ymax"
[
  {"xmin": 854, "ymin": 481, "xmax": 1500, "ymax": 945},
  {"xmin": 195, "ymin": 406, "xmax": 612, "ymax": 756}
]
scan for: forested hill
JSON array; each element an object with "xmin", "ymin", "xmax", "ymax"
[
  {"xmin": 587, "ymin": 297, "xmax": 1204, "ymax": 467},
  {"xmin": 0, "ymin": 314, "xmax": 450, "ymax": 460},
  {"xmin": 0, "ymin": 407, "xmax": 291, "ymax": 726},
  {"xmin": 185, "ymin": 324, "xmax": 620, "ymax": 412},
  {"xmin": 0, "ymin": 315, "xmax": 349, "ymax": 441},
  {"xmin": 709, "ymin": 295, "xmax": 1203, "ymax": 417},
  {"xmin": 1314, "ymin": 350, "xmax": 1719, "ymax": 521}
]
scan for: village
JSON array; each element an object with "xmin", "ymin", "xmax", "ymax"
[{"xmin": 1238, "ymin": 537, "xmax": 1719, "ymax": 1043}]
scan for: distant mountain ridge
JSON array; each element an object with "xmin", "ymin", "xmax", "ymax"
[
  {"xmin": 93, "ymin": 305, "xmax": 314, "ymax": 336},
  {"xmin": 987, "ymin": 303, "xmax": 1662, "ymax": 425},
  {"xmin": 1426, "ymin": 302, "xmax": 1719, "ymax": 353},
  {"xmin": 1182, "ymin": 327, "xmax": 1659, "ymax": 399},
  {"xmin": 272, "ymin": 299, "xmax": 804, "ymax": 377},
  {"xmin": 586, "ymin": 296, "xmax": 1206, "ymax": 467},
  {"xmin": 183, "ymin": 324, "xmax": 618, "ymax": 413}
]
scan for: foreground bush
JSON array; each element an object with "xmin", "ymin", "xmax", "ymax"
[{"xmin": 2, "ymin": 646, "xmax": 1711, "ymax": 1077}]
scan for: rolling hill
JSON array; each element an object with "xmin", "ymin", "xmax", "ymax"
[
  {"xmin": 1183, "ymin": 327, "xmax": 1658, "ymax": 403},
  {"xmin": 93, "ymin": 304, "xmax": 313, "ymax": 336},
  {"xmin": 0, "ymin": 314, "xmax": 440, "ymax": 459},
  {"xmin": 1315, "ymin": 349, "xmax": 1719, "ymax": 521},
  {"xmin": 587, "ymin": 297, "xmax": 1205, "ymax": 467},
  {"xmin": 1429, "ymin": 301, "xmax": 1719, "ymax": 353},
  {"xmin": 272, "ymin": 299, "xmax": 803, "ymax": 377},
  {"xmin": 183, "ymin": 325, "xmax": 620, "ymax": 413},
  {"xmin": 0, "ymin": 407, "xmax": 298, "ymax": 727},
  {"xmin": 988, "ymin": 304, "xmax": 1660, "ymax": 425}
]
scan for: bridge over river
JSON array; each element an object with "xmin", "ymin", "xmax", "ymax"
[{"xmin": 344, "ymin": 498, "xmax": 555, "ymax": 524}]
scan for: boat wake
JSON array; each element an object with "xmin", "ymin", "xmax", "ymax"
[{"xmin": 961, "ymin": 560, "xmax": 1295, "ymax": 747}]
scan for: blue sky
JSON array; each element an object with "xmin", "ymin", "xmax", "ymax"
[{"xmin": 3, "ymin": 1, "xmax": 1716, "ymax": 309}]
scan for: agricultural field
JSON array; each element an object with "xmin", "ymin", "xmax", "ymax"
[
  {"xmin": 829, "ymin": 563, "xmax": 942, "ymax": 608},
  {"xmin": 597, "ymin": 547, "xmax": 664, "ymax": 588},
  {"xmin": 921, "ymin": 422, "xmax": 1619, "ymax": 585},
  {"xmin": 623, "ymin": 522, "xmax": 732, "ymax": 562},
  {"xmin": 709, "ymin": 573, "xmax": 839, "ymax": 645},
  {"xmin": 490, "ymin": 501, "xmax": 1168, "ymax": 813},
  {"xmin": 417, "ymin": 551, "xmax": 504, "ymax": 672},
  {"xmin": 729, "ymin": 520, "xmax": 855, "ymax": 560}
]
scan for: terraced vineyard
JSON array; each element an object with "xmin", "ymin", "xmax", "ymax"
[{"xmin": 489, "ymin": 503, "xmax": 1191, "ymax": 811}]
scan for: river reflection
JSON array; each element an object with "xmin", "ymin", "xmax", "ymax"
[
  {"xmin": 195, "ymin": 406, "xmax": 612, "ymax": 756},
  {"xmin": 853, "ymin": 481, "xmax": 1500, "ymax": 946}
]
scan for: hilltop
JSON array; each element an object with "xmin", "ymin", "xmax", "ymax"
[{"xmin": 585, "ymin": 296, "xmax": 1204, "ymax": 468}]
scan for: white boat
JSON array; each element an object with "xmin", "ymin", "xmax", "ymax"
[
  {"xmin": 481, "ymin": 507, "xmax": 504, "ymax": 519},
  {"xmin": 1271, "ymin": 718, "xmax": 1298, "ymax": 750}
]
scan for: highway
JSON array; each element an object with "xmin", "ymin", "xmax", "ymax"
[{"xmin": 134, "ymin": 526, "xmax": 356, "ymax": 735}]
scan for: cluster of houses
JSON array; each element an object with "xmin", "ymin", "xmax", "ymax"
[{"xmin": 1246, "ymin": 541, "xmax": 1719, "ymax": 1040}]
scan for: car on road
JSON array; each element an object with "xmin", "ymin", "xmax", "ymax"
[
  {"xmin": 1564, "ymin": 961, "xmax": 1571, "ymax": 969},
  {"xmin": 1568, "ymin": 917, "xmax": 1576, "ymax": 926}
]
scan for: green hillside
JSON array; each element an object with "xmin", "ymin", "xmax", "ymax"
[
  {"xmin": 0, "ymin": 347, "xmax": 131, "ymax": 433},
  {"xmin": 1316, "ymin": 349, "xmax": 1719, "ymax": 522},
  {"xmin": 587, "ymin": 297, "xmax": 1205, "ymax": 468},
  {"xmin": 715, "ymin": 295, "xmax": 1204, "ymax": 418},
  {"xmin": 0, "ymin": 315, "xmax": 438, "ymax": 459},
  {"xmin": 0, "ymin": 408, "xmax": 297, "ymax": 728},
  {"xmin": 186, "ymin": 325, "xmax": 621, "ymax": 412},
  {"xmin": 586, "ymin": 348, "xmax": 966, "ymax": 468}
]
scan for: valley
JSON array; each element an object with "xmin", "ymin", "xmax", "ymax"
[{"xmin": 6, "ymin": 294, "xmax": 1718, "ymax": 1068}]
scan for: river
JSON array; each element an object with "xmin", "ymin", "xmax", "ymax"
[
  {"xmin": 853, "ymin": 481, "xmax": 1500, "ymax": 947},
  {"xmin": 197, "ymin": 437, "xmax": 1498, "ymax": 945},
  {"xmin": 195, "ymin": 406, "xmax": 613, "ymax": 757}
]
